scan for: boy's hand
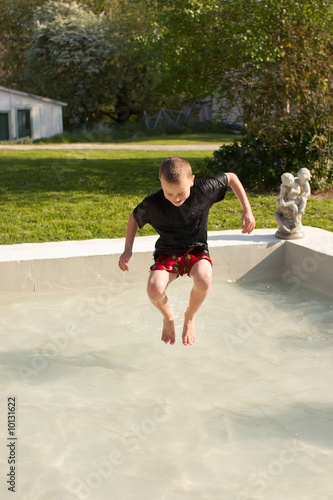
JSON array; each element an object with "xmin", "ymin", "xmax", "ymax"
[
  {"xmin": 225, "ymin": 173, "xmax": 256, "ymax": 235},
  {"xmin": 241, "ymin": 209, "xmax": 256, "ymax": 234},
  {"xmin": 118, "ymin": 250, "xmax": 132, "ymax": 271}
]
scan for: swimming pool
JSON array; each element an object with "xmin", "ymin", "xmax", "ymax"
[{"xmin": 0, "ymin": 227, "xmax": 332, "ymax": 500}]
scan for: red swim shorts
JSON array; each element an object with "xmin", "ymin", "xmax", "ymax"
[{"xmin": 150, "ymin": 249, "xmax": 212, "ymax": 277}]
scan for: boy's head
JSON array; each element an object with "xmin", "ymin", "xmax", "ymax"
[
  {"xmin": 159, "ymin": 156, "xmax": 193, "ymax": 183},
  {"xmin": 159, "ymin": 157, "xmax": 194, "ymax": 207}
]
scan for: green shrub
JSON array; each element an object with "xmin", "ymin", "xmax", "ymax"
[{"xmin": 201, "ymin": 133, "xmax": 333, "ymax": 191}]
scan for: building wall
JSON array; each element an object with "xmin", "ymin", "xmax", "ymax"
[
  {"xmin": 212, "ymin": 95, "xmax": 243, "ymax": 126},
  {"xmin": 0, "ymin": 89, "xmax": 64, "ymax": 140},
  {"xmin": 182, "ymin": 95, "xmax": 244, "ymax": 126}
]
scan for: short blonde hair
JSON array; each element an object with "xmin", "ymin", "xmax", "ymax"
[{"xmin": 159, "ymin": 157, "xmax": 193, "ymax": 183}]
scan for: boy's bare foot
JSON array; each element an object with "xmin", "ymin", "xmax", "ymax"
[
  {"xmin": 161, "ymin": 317, "xmax": 176, "ymax": 345},
  {"xmin": 182, "ymin": 312, "xmax": 196, "ymax": 346}
]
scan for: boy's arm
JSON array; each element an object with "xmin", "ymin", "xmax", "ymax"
[
  {"xmin": 225, "ymin": 172, "xmax": 256, "ymax": 234},
  {"xmin": 118, "ymin": 211, "xmax": 139, "ymax": 271}
]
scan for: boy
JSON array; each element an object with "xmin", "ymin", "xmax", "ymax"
[{"xmin": 118, "ymin": 156, "xmax": 255, "ymax": 346}]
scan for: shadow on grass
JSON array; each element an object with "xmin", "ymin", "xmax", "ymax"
[
  {"xmin": 0, "ymin": 157, "xmax": 158, "ymax": 198},
  {"xmin": 0, "ymin": 155, "xmax": 207, "ymax": 201}
]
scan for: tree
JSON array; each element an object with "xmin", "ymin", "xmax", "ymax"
[
  {"xmin": 144, "ymin": 0, "xmax": 224, "ymax": 105},
  {"xmin": 25, "ymin": 0, "xmax": 117, "ymax": 127},
  {"xmin": 148, "ymin": 0, "xmax": 333, "ymax": 187},
  {"xmin": 24, "ymin": 0, "xmax": 159, "ymax": 125},
  {"xmin": 0, "ymin": 0, "xmax": 44, "ymax": 88},
  {"xmin": 220, "ymin": 0, "xmax": 333, "ymax": 188},
  {"xmin": 97, "ymin": 0, "xmax": 161, "ymax": 123}
]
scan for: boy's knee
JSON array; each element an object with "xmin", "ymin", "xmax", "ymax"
[
  {"xmin": 193, "ymin": 267, "xmax": 212, "ymax": 292},
  {"xmin": 199, "ymin": 275, "xmax": 212, "ymax": 292},
  {"xmin": 147, "ymin": 279, "xmax": 165, "ymax": 301}
]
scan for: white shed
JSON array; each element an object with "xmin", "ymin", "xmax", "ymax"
[{"xmin": 0, "ymin": 86, "xmax": 67, "ymax": 141}]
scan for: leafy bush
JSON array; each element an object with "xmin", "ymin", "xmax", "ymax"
[{"xmin": 201, "ymin": 133, "xmax": 333, "ymax": 191}]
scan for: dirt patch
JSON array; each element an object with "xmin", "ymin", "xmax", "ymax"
[{"xmin": 311, "ymin": 188, "xmax": 333, "ymax": 200}]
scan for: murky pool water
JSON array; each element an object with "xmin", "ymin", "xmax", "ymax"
[{"xmin": 0, "ymin": 276, "xmax": 332, "ymax": 500}]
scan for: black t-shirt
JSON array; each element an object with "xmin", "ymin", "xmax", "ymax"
[{"xmin": 133, "ymin": 173, "xmax": 228, "ymax": 259}]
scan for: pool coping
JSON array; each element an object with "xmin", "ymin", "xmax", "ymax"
[{"xmin": 0, "ymin": 227, "xmax": 332, "ymax": 294}]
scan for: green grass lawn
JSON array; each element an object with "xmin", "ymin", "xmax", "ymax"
[
  {"xmin": 113, "ymin": 132, "xmax": 234, "ymax": 145},
  {"xmin": 37, "ymin": 127, "xmax": 239, "ymax": 145},
  {"xmin": 0, "ymin": 149, "xmax": 331, "ymax": 245}
]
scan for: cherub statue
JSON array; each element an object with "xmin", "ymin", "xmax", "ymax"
[
  {"xmin": 294, "ymin": 167, "xmax": 312, "ymax": 216},
  {"xmin": 274, "ymin": 168, "xmax": 311, "ymax": 239}
]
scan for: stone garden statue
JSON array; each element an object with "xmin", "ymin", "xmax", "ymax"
[{"xmin": 274, "ymin": 168, "xmax": 311, "ymax": 239}]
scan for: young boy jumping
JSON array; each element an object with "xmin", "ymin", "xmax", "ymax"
[{"xmin": 118, "ymin": 156, "xmax": 255, "ymax": 346}]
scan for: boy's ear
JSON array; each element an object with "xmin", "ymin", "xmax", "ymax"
[{"xmin": 191, "ymin": 174, "xmax": 195, "ymax": 186}]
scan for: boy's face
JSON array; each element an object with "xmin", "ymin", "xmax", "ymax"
[{"xmin": 160, "ymin": 175, "xmax": 194, "ymax": 207}]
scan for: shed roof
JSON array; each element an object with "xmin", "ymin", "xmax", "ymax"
[{"xmin": 0, "ymin": 86, "xmax": 67, "ymax": 107}]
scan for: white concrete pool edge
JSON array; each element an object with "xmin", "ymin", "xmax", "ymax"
[{"xmin": 0, "ymin": 227, "xmax": 332, "ymax": 294}]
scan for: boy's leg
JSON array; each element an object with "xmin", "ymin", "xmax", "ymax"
[
  {"xmin": 147, "ymin": 270, "xmax": 178, "ymax": 344},
  {"xmin": 183, "ymin": 259, "xmax": 212, "ymax": 346}
]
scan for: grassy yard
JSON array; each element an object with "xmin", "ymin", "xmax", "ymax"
[
  {"xmin": 37, "ymin": 127, "xmax": 239, "ymax": 145},
  {"xmin": 0, "ymin": 148, "xmax": 332, "ymax": 245},
  {"xmin": 111, "ymin": 132, "xmax": 233, "ymax": 145}
]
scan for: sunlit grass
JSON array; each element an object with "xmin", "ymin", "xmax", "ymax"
[
  {"xmin": 113, "ymin": 132, "xmax": 236, "ymax": 145},
  {"xmin": 0, "ymin": 148, "xmax": 331, "ymax": 244},
  {"xmin": 35, "ymin": 125, "xmax": 239, "ymax": 145}
]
